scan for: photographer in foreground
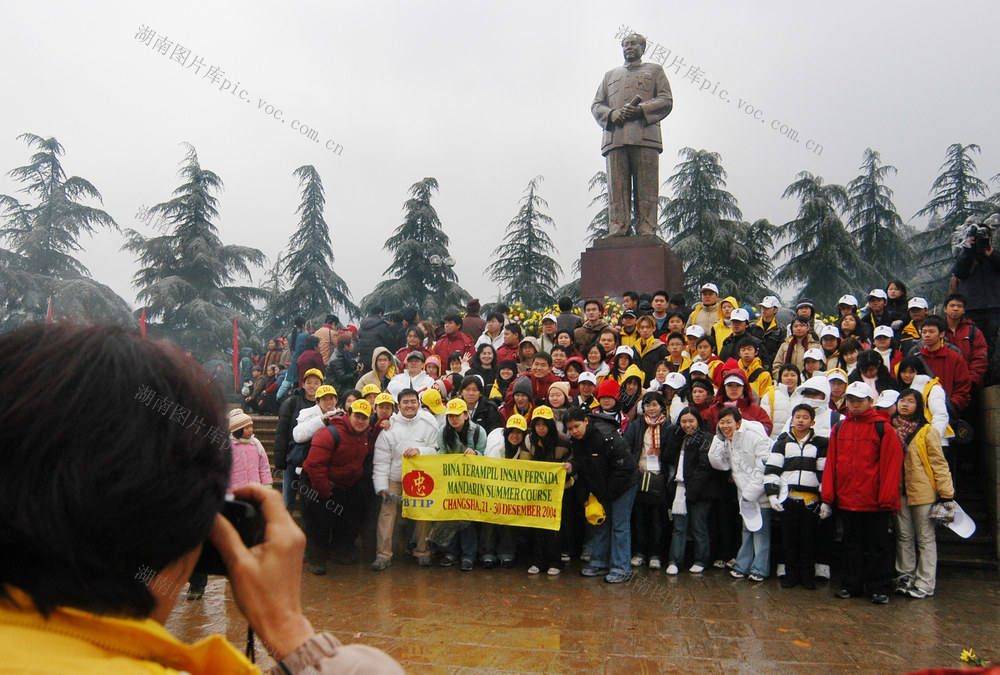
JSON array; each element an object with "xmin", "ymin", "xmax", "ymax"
[
  {"xmin": 0, "ymin": 323, "xmax": 401, "ymax": 674},
  {"xmin": 951, "ymin": 214, "xmax": 1000, "ymax": 366}
]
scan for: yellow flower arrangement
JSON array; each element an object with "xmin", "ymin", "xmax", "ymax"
[{"xmin": 960, "ymin": 649, "xmax": 989, "ymax": 667}]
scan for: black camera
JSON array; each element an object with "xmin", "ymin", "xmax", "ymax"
[
  {"xmin": 193, "ymin": 498, "xmax": 266, "ymax": 576},
  {"xmin": 970, "ymin": 224, "xmax": 992, "ymax": 249}
]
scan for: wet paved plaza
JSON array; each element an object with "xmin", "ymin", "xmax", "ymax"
[{"xmin": 166, "ymin": 559, "xmax": 999, "ymax": 673}]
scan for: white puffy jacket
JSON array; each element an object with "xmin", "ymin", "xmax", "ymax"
[{"xmin": 372, "ymin": 409, "xmax": 439, "ymax": 493}]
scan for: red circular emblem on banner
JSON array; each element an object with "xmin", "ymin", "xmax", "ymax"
[{"xmin": 402, "ymin": 470, "xmax": 434, "ymax": 498}]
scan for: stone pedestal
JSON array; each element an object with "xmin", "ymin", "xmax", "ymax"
[{"xmin": 580, "ymin": 235, "xmax": 683, "ymax": 300}]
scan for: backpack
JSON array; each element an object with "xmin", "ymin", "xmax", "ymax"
[
  {"xmin": 832, "ymin": 417, "xmax": 884, "ymax": 444},
  {"xmin": 746, "ymin": 367, "xmax": 765, "ymax": 384},
  {"xmin": 287, "ymin": 423, "xmax": 340, "ymax": 468}
]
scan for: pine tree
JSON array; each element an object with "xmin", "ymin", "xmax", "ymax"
[
  {"xmin": 265, "ymin": 165, "xmax": 357, "ymax": 332},
  {"xmin": 362, "ymin": 177, "xmax": 468, "ymax": 319},
  {"xmin": 0, "ymin": 133, "xmax": 130, "ymax": 327},
  {"xmin": 487, "ymin": 176, "xmax": 563, "ymax": 308},
  {"xmin": 775, "ymin": 172, "xmax": 866, "ymax": 310},
  {"xmin": 913, "ymin": 143, "xmax": 990, "ymax": 286},
  {"xmin": 123, "ymin": 144, "xmax": 266, "ymax": 358},
  {"xmin": 660, "ymin": 148, "xmax": 770, "ymax": 299},
  {"xmin": 846, "ymin": 148, "xmax": 911, "ymax": 290}
]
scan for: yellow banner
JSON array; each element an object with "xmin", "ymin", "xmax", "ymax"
[{"xmin": 400, "ymin": 454, "xmax": 566, "ymax": 531}]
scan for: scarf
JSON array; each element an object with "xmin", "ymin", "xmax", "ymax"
[
  {"xmin": 785, "ymin": 335, "xmax": 808, "ymax": 364},
  {"xmin": 620, "ymin": 388, "xmax": 640, "ymax": 413},
  {"xmin": 891, "ymin": 415, "xmax": 920, "ymax": 449},
  {"xmin": 643, "ymin": 413, "xmax": 666, "ymax": 455}
]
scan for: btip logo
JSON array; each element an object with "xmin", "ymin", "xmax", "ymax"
[{"xmin": 402, "ymin": 470, "xmax": 434, "ymax": 498}]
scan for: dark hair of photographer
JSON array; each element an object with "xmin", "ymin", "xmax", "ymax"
[{"xmin": 0, "ymin": 323, "xmax": 230, "ymax": 618}]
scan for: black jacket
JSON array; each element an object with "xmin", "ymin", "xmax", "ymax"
[
  {"xmin": 953, "ymin": 246, "xmax": 1000, "ymax": 311},
  {"xmin": 357, "ymin": 315, "xmax": 393, "ymax": 370},
  {"xmin": 661, "ymin": 426, "xmax": 720, "ymax": 502},
  {"xmin": 748, "ymin": 319, "xmax": 786, "ymax": 371},
  {"xmin": 470, "ymin": 399, "xmax": 504, "ymax": 434},
  {"xmin": 274, "ymin": 389, "xmax": 314, "ymax": 469},
  {"xmin": 569, "ymin": 415, "xmax": 641, "ymax": 505},
  {"xmin": 325, "ymin": 346, "xmax": 359, "ymax": 394}
]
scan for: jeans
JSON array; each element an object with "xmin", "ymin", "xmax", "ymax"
[
  {"xmin": 446, "ymin": 523, "xmax": 478, "ymax": 563},
  {"xmin": 894, "ymin": 496, "xmax": 937, "ymax": 593},
  {"xmin": 479, "ymin": 523, "xmax": 516, "ymax": 563},
  {"xmin": 734, "ymin": 505, "xmax": 771, "ymax": 577},
  {"xmin": 839, "ymin": 509, "xmax": 892, "ymax": 596},
  {"xmin": 281, "ymin": 468, "xmax": 299, "ymax": 512},
  {"xmin": 668, "ymin": 500, "xmax": 711, "ymax": 567},
  {"xmin": 589, "ymin": 484, "xmax": 638, "ymax": 574}
]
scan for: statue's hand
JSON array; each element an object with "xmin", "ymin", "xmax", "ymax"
[
  {"xmin": 609, "ymin": 109, "xmax": 624, "ymax": 125},
  {"xmin": 622, "ymin": 104, "xmax": 642, "ymax": 121}
]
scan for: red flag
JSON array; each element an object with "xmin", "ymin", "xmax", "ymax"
[
  {"xmin": 140, "ymin": 308, "xmax": 147, "ymax": 337},
  {"xmin": 232, "ymin": 316, "xmax": 240, "ymax": 394}
]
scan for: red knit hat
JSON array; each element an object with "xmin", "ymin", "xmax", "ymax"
[{"xmin": 596, "ymin": 378, "xmax": 620, "ymax": 400}]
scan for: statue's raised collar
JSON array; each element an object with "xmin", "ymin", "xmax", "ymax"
[{"xmin": 623, "ymin": 60, "xmax": 643, "ymax": 70}]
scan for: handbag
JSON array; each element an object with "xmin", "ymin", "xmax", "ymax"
[{"xmin": 635, "ymin": 470, "xmax": 666, "ymax": 505}]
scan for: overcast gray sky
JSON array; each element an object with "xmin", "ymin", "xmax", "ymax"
[{"xmin": 1, "ymin": 0, "xmax": 998, "ymax": 318}]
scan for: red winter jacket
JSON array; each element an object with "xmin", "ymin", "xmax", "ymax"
[
  {"xmin": 505, "ymin": 371, "xmax": 560, "ymax": 408},
  {"xmin": 303, "ymin": 415, "xmax": 373, "ymax": 498},
  {"xmin": 703, "ymin": 366, "xmax": 773, "ymax": 435},
  {"xmin": 432, "ymin": 331, "xmax": 475, "ymax": 362},
  {"xmin": 821, "ymin": 407, "xmax": 903, "ymax": 512},
  {"xmin": 920, "ymin": 341, "xmax": 972, "ymax": 410},
  {"xmin": 945, "ymin": 318, "xmax": 988, "ymax": 387}
]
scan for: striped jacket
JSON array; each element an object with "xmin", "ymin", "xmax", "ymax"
[{"xmin": 764, "ymin": 429, "xmax": 827, "ymax": 496}]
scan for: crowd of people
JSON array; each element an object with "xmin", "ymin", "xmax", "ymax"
[{"xmin": 255, "ymin": 266, "xmax": 997, "ymax": 604}]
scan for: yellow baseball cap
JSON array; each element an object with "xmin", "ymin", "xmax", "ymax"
[
  {"xmin": 361, "ymin": 383, "xmax": 382, "ymax": 397},
  {"xmin": 374, "ymin": 392, "xmax": 395, "ymax": 406},
  {"xmin": 445, "ymin": 398, "xmax": 468, "ymax": 416},
  {"xmin": 420, "ymin": 388, "xmax": 446, "ymax": 415},
  {"xmin": 531, "ymin": 405, "xmax": 554, "ymax": 421},
  {"xmin": 505, "ymin": 414, "xmax": 528, "ymax": 431},
  {"xmin": 302, "ymin": 368, "xmax": 324, "ymax": 383},
  {"xmin": 585, "ymin": 494, "xmax": 606, "ymax": 525},
  {"xmin": 315, "ymin": 384, "xmax": 338, "ymax": 399},
  {"xmin": 350, "ymin": 399, "xmax": 372, "ymax": 417}
]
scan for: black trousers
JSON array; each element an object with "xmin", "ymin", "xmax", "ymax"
[
  {"xmin": 303, "ymin": 480, "xmax": 365, "ymax": 564},
  {"xmin": 631, "ymin": 500, "xmax": 665, "ymax": 559},
  {"xmin": 530, "ymin": 528, "xmax": 561, "ymax": 569},
  {"xmin": 710, "ymin": 482, "xmax": 740, "ymax": 562},
  {"xmin": 838, "ymin": 509, "xmax": 892, "ymax": 596},
  {"xmin": 782, "ymin": 499, "xmax": 819, "ymax": 582}
]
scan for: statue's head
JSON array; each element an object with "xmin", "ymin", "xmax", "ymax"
[{"xmin": 620, "ymin": 33, "xmax": 646, "ymax": 61}]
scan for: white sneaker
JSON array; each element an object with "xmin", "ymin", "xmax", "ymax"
[
  {"xmin": 630, "ymin": 556, "xmax": 645, "ymax": 567},
  {"xmin": 527, "ymin": 565, "xmax": 540, "ymax": 574},
  {"xmin": 665, "ymin": 564, "xmax": 679, "ymax": 575},
  {"xmin": 648, "ymin": 557, "xmax": 662, "ymax": 570},
  {"xmin": 776, "ymin": 563, "xmax": 786, "ymax": 577},
  {"xmin": 689, "ymin": 563, "xmax": 705, "ymax": 574},
  {"xmin": 546, "ymin": 567, "xmax": 561, "ymax": 576},
  {"xmin": 815, "ymin": 564, "xmax": 831, "ymax": 580}
]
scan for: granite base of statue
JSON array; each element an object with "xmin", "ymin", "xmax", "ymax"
[{"xmin": 580, "ymin": 234, "xmax": 684, "ymax": 300}]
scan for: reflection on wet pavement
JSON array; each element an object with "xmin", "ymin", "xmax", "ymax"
[{"xmin": 165, "ymin": 562, "xmax": 1000, "ymax": 672}]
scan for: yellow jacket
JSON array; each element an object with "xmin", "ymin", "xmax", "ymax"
[
  {"xmin": 710, "ymin": 296, "xmax": 739, "ymax": 353},
  {"xmin": 738, "ymin": 357, "xmax": 773, "ymax": 403},
  {"xmin": 620, "ymin": 328, "xmax": 642, "ymax": 350},
  {"xmin": 902, "ymin": 425, "xmax": 954, "ymax": 506},
  {"xmin": 0, "ymin": 587, "xmax": 256, "ymax": 674}
]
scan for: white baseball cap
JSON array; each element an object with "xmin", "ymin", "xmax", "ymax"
[
  {"xmin": 837, "ymin": 294, "xmax": 859, "ymax": 307},
  {"xmin": 542, "ymin": 313, "xmax": 558, "ymax": 323},
  {"xmin": 803, "ymin": 348, "xmax": 826, "ymax": 362},
  {"xmin": 723, "ymin": 375, "xmax": 744, "ymax": 386},
  {"xmin": 664, "ymin": 372, "xmax": 687, "ymax": 390},
  {"xmin": 875, "ymin": 390, "xmax": 900, "ymax": 408},
  {"xmin": 868, "ymin": 289, "xmax": 888, "ymax": 301},
  {"xmin": 873, "ymin": 325, "xmax": 894, "ymax": 339},
  {"xmin": 614, "ymin": 345, "xmax": 634, "ymax": 358},
  {"xmin": 826, "ymin": 368, "xmax": 848, "ymax": 383},
  {"xmin": 908, "ymin": 297, "xmax": 929, "ymax": 310},
  {"xmin": 845, "ymin": 381, "xmax": 874, "ymax": 399},
  {"xmin": 700, "ymin": 283, "xmax": 719, "ymax": 294},
  {"xmin": 685, "ymin": 324, "xmax": 705, "ymax": 338},
  {"xmin": 578, "ymin": 372, "xmax": 598, "ymax": 385},
  {"xmin": 820, "ymin": 325, "xmax": 841, "ymax": 339},
  {"xmin": 759, "ymin": 296, "xmax": 781, "ymax": 309},
  {"xmin": 690, "ymin": 362, "xmax": 710, "ymax": 375},
  {"xmin": 730, "ymin": 308, "xmax": 750, "ymax": 322}
]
